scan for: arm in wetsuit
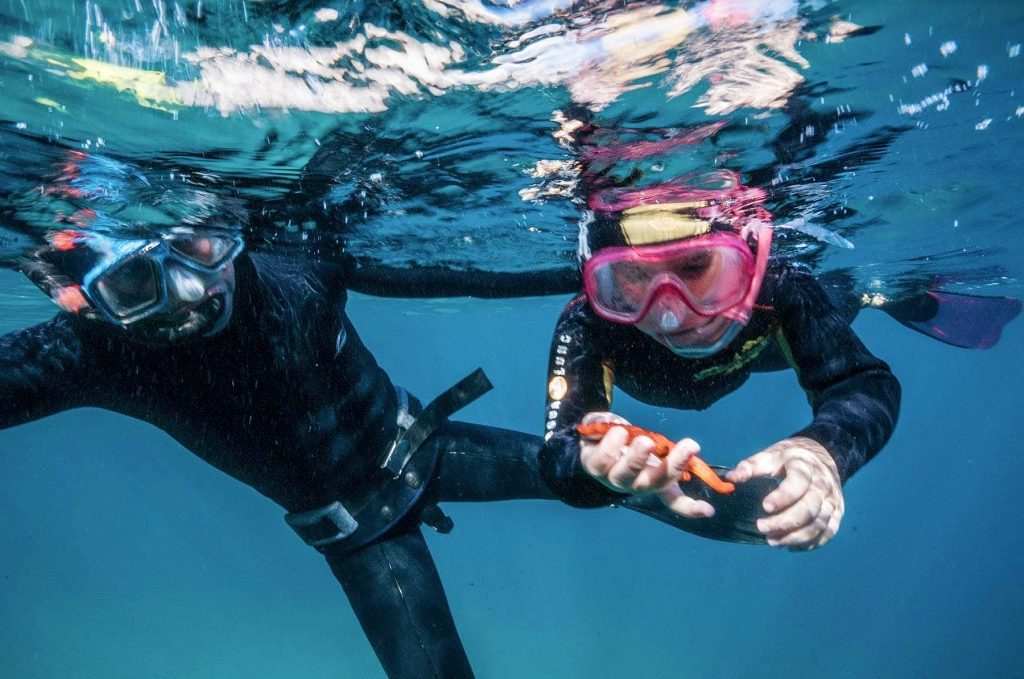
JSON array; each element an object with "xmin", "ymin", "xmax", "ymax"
[
  {"xmin": 0, "ymin": 315, "xmax": 92, "ymax": 429},
  {"xmin": 540, "ymin": 294, "xmax": 626, "ymax": 508},
  {"xmin": 721, "ymin": 264, "xmax": 901, "ymax": 549},
  {"xmin": 769, "ymin": 265, "xmax": 901, "ymax": 482},
  {"xmin": 538, "ymin": 295, "xmax": 782, "ymax": 542},
  {"xmin": 342, "ymin": 256, "xmax": 581, "ymax": 298}
]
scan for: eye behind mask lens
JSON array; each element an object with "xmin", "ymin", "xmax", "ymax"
[
  {"xmin": 168, "ymin": 236, "xmax": 236, "ymax": 267},
  {"xmin": 95, "ymin": 257, "xmax": 162, "ymax": 318}
]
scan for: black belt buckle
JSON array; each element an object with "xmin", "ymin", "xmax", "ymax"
[
  {"xmin": 381, "ymin": 368, "xmax": 493, "ymax": 478},
  {"xmin": 381, "ymin": 437, "xmax": 412, "ymax": 478},
  {"xmin": 285, "ymin": 501, "xmax": 359, "ymax": 548}
]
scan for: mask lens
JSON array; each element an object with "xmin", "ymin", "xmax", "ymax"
[
  {"xmin": 95, "ymin": 257, "xmax": 161, "ymax": 319},
  {"xmin": 675, "ymin": 245, "xmax": 750, "ymax": 312},
  {"xmin": 169, "ymin": 236, "xmax": 237, "ymax": 268},
  {"xmin": 592, "ymin": 260, "xmax": 656, "ymax": 316},
  {"xmin": 587, "ymin": 238, "xmax": 754, "ymax": 321}
]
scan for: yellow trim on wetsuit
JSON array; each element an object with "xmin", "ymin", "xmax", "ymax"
[
  {"xmin": 601, "ymin": 361, "xmax": 615, "ymax": 407},
  {"xmin": 693, "ymin": 331, "xmax": 773, "ymax": 382}
]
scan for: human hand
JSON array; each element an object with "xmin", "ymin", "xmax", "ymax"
[
  {"xmin": 578, "ymin": 412, "xmax": 715, "ymax": 518},
  {"xmin": 726, "ymin": 437, "xmax": 844, "ymax": 550}
]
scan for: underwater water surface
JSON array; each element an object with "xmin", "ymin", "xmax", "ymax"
[{"xmin": 2, "ymin": 1, "xmax": 1024, "ymax": 677}]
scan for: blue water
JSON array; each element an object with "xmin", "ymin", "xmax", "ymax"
[
  {"xmin": 2, "ymin": 1, "xmax": 1024, "ymax": 677},
  {"xmin": 3, "ymin": 268, "xmax": 1023, "ymax": 678}
]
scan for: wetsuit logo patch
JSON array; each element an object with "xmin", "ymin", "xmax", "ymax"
[
  {"xmin": 548, "ymin": 375, "xmax": 568, "ymax": 401},
  {"xmin": 546, "ymin": 333, "xmax": 573, "ymax": 438}
]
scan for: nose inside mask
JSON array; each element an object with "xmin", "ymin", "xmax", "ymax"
[
  {"xmin": 168, "ymin": 266, "xmax": 207, "ymax": 303},
  {"xmin": 657, "ymin": 308, "xmax": 682, "ymax": 331},
  {"xmin": 646, "ymin": 289, "xmax": 691, "ymax": 332}
]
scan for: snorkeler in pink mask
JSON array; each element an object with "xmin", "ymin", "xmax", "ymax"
[{"xmin": 541, "ymin": 169, "xmax": 893, "ymax": 550}]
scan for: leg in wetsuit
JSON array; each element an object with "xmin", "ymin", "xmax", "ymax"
[
  {"xmin": 326, "ymin": 528, "xmax": 474, "ymax": 679},
  {"xmin": 323, "ymin": 421, "xmax": 772, "ymax": 679},
  {"xmin": 322, "ymin": 421, "xmax": 551, "ymax": 679}
]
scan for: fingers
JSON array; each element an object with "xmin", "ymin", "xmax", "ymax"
[
  {"xmin": 580, "ymin": 425, "xmax": 629, "ymax": 479},
  {"xmin": 629, "ymin": 452, "xmax": 672, "ymax": 491},
  {"xmin": 761, "ymin": 457, "xmax": 814, "ymax": 513},
  {"xmin": 605, "ymin": 435, "xmax": 657, "ymax": 489},
  {"xmin": 758, "ymin": 485, "xmax": 823, "ymax": 541},
  {"xmin": 658, "ymin": 482, "xmax": 715, "ymax": 518},
  {"xmin": 813, "ymin": 506, "xmax": 844, "ymax": 549},
  {"xmin": 580, "ymin": 426, "xmax": 708, "ymax": 502},
  {"xmin": 765, "ymin": 495, "xmax": 845, "ymax": 551},
  {"xmin": 629, "ymin": 437, "xmax": 701, "ymax": 491},
  {"xmin": 727, "ymin": 438, "xmax": 846, "ymax": 551},
  {"xmin": 578, "ymin": 423, "xmax": 714, "ymax": 522},
  {"xmin": 758, "ymin": 464, "xmax": 845, "ymax": 551},
  {"xmin": 726, "ymin": 449, "xmax": 785, "ymax": 484},
  {"xmin": 580, "ymin": 426, "xmax": 661, "ymax": 491},
  {"xmin": 663, "ymin": 437, "xmax": 700, "ymax": 481}
]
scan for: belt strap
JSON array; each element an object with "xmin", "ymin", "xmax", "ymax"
[
  {"xmin": 286, "ymin": 368, "xmax": 493, "ymax": 551},
  {"xmin": 393, "ymin": 385, "xmax": 417, "ymax": 431},
  {"xmin": 380, "ymin": 368, "xmax": 493, "ymax": 478},
  {"xmin": 284, "ymin": 501, "xmax": 359, "ymax": 549}
]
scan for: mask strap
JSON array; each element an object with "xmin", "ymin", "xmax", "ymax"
[{"xmin": 732, "ymin": 226, "xmax": 773, "ymax": 323}]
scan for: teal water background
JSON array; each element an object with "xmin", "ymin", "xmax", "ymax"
[
  {"xmin": 2, "ymin": 266, "xmax": 1023, "ymax": 678},
  {"xmin": 2, "ymin": 0, "xmax": 1024, "ymax": 677}
]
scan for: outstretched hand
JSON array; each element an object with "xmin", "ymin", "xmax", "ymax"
[
  {"xmin": 726, "ymin": 436, "xmax": 844, "ymax": 550},
  {"xmin": 578, "ymin": 412, "xmax": 715, "ymax": 518}
]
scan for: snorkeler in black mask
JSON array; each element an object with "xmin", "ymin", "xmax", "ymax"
[
  {"xmin": 5, "ymin": 228, "xmax": 545, "ymax": 678},
  {"xmin": 2, "ymin": 212, "xmax": 783, "ymax": 679}
]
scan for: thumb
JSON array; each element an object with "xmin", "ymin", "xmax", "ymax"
[{"xmin": 726, "ymin": 449, "xmax": 784, "ymax": 483}]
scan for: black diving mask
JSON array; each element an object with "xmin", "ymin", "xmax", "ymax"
[{"xmin": 80, "ymin": 234, "xmax": 243, "ymax": 325}]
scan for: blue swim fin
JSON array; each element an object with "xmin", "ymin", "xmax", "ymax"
[{"xmin": 882, "ymin": 290, "xmax": 1022, "ymax": 350}]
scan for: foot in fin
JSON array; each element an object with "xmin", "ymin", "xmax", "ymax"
[{"xmin": 882, "ymin": 290, "xmax": 1022, "ymax": 350}]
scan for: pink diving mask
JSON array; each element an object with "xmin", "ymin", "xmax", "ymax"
[{"xmin": 583, "ymin": 228, "xmax": 773, "ymax": 355}]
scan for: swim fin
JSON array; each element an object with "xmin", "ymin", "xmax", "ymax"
[
  {"xmin": 619, "ymin": 467, "xmax": 779, "ymax": 545},
  {"xmin": 882, "ymin": 290, "xmax": 1022, "ymax": 350}
]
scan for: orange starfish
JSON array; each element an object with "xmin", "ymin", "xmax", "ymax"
[{"xmin": 576, "ymin": 422, "xmax": 735, "ymax": 494}]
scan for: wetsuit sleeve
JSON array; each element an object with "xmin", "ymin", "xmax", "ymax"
[
  {"xmin": 539, "ymin": 296, "xmax": 626, "ymax": 507},
  {"xmin": 342, "ymin": 257, "xmax": 581, "ymax": 298},
  {"xmin": 773, "ymin": 267, "xmax": 901, "ymax": 482},
  {"xmin": 0, "ymin": 316, "xmax": 90, "ymax": 429}
]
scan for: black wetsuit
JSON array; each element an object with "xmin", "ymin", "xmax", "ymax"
[
  {"xmin": 3, "ymin": 250, "xmax": 754, "ymax": 678},
  {"xmin": 541, "ymin": 260, "xmax": 902, "ymax": 512},
  {"xmin": 0, "ymin": 252, "xmax": 561, "ymax": 678}
]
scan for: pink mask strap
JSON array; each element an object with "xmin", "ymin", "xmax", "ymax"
[{"xmin": 732, "ymin": 227, "xmax": 773, "ymax": 323}]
